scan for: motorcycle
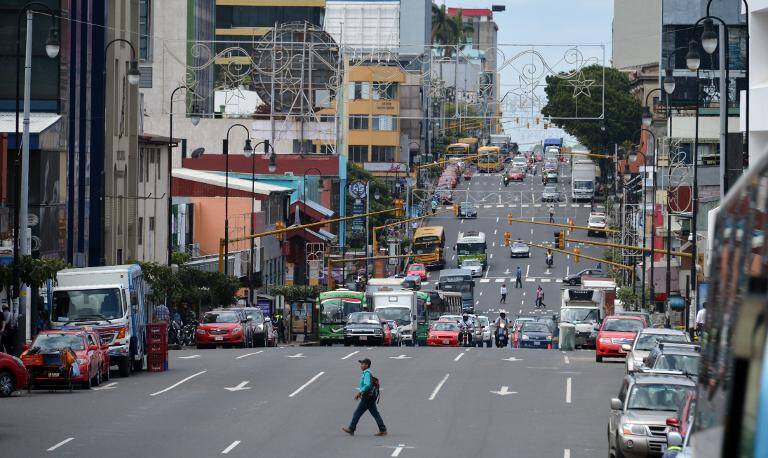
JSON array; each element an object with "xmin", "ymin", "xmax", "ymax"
[
  {"xmin": 459, "ymin": 328, "xmax": 473, "ymax": 347},
  {"xmin": 495, "ymin": 322, "xmax": 509, "ymax": 348},
  {"xmin": 503, "ymin": 176, "xmax": 509, "ymax": 187},
  {"xmin": 546, "ymin": 254, "xmax": 553, "ymax": 268}
]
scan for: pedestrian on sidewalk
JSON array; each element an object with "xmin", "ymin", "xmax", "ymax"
[
  {"xmin": 343, "ymin": 358, "xmax": 387, "ymax": 436},
  {"xmin": 500, "ymin": 283, "xmax": 508, "ymax": 303},
  {"xmin": 515, "ymin": 266, "xmax": 523, "ymax": 288}
]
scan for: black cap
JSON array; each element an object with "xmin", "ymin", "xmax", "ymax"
[{"xmin": 358, "ymin": 358, "xmax": 371, "ymax": 366}]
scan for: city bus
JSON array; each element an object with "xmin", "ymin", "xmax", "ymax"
[
  {"xmin": 415, "ymin": 290, "xmax": 463, "ymax": 345},
  {"xmin": 437, "ymin": 269, "xmax": 475, "ymax": 313},
  {"xmin": 318, "ymin": 289, "xmax": 367, "ymax": 345},
  {"xmin": 687, "ymin": 153, "xmax": 768, "ymax": 457},
  {"xmin": 477, "ymin": 146, "xmax": 503, "ymax": 173},
  {"xmin": 413, "ymin": 226, "xmax": 446, "ymax": 269},
  {"xmin": 445, "ymin": 142, "xmax": 470, "ymax": 160},
  {"xmin": 458, "ymin": 137, "xmax": 479, "ymax": 154},
  {"xmin": 456, "ymin": 231, "xmax": 487, "ymax": 269}
]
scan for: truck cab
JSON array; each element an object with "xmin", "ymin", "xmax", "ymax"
[{"xmin": 560, "ymin": 288, "xmax": 606, "ymax": 349}]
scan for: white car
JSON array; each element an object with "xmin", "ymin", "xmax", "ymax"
[
  {"xmin": 477, "ymin": 315, "xmax": 492, "ymax": 347},
  {"xmin": 460, "ymin": 258, "xmax": 483, "ymax": 277},
  {"xmin": 587, "ymin": 212, "xmax": 607, "ymax": 237}
]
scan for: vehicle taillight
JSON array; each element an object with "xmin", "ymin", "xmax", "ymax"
[{"xmin": 117, "ymin": 326, "xmax": 127, "ymax": 339}]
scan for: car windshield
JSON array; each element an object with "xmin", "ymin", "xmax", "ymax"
[
  {"xmin": 627, "ymin": 384, "xmax": 693, "ymax": 411},
  {"xmin": 560, "ymin": 308, "xmax": 598, "ymax": 323},
  {"xmin": 512, "ymin": 242, "xmax": 527, "ymax": 249},
  {"xmin": 654, "ymin": 354, "xmax": 701, "ymax": 375},
  {"xmin": 602, "ymin": 319, "xmax": 643, "ymax": 332},
  {"xmin": 347, "ymin": 312, "xmax": 381, "ymax": 324},
  {"xmin": 544, "ymin": 186, "xmax": 557, "ymax": 193},
  {"xmin": 203, "ymin": 312, "xmax": 239, "ymax": 323},
  {"xmin": 511, "ymin": 167, "xmax": 525, "ymax": 173},
  {"xmin": 240, "ymin": 308, "xmax": 264, "ymax": 323},
  {"xmin": 52, "ymin": 288, "xmax": 125, "ymax": 322},
  {"xmin": 574, "ymin": 180, "xmax": 594, "ymax": 190},
  {"xmin": 522, "ymin": 322, "xmax": 550, "ymax": 333},
  {"xmin": 478, "ymin": 317, "xmax": 489, "ymax": 327},
  {"xmin": 408, "ymin": 265, "xmax": 425, "ymax": 272},
  {"xmin": 321, "ymin": 298, "xmax": 363, "ymax": 323},
  {"xmin": 374, "ymin": 307, "xmax": 411, "ymax": 325},
  {"xmin": 32, "ymin": 333, "xmax": 86, "ymax": 351},
  {"xmin": 589, "ymin": 216, "xmax": 606, "ymax": 225},
  {"xmin": 432, "ymin": 322, "xmax": 459, "ymax": 332},
  {"xmin": 635, "ymin": 333, "xmax": 689, "ymax": 350}
]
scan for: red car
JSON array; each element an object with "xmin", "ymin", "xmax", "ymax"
[
  {"xmin": 595, "ymin": 315, "xmax": 645, "ymax": 362},
  {"xmin": 0, "ymin": 351, "xmax": 29, "ymax": 396},
  {"xmin": 507, "ymin": 168, "xmax": 526, "ymax": 181},
  {"xmin": 427, "ymin": 320, "xmax": 461, "ymax": 347},
  {"xmin": 666, "ymin": 391, "xmax": 696, "ymax": 443},
  {"xmin": 406, "ymin": 263, "xmax": 428, "ymax": 280},
  {"xmin": 196, "ymin": 309, "xmax": 247, "ymax": 349},
  {"xmin": 24, "ymin": 330, "xmax": 110, "ymax": 388}
]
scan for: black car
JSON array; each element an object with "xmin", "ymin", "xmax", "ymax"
[
  {"xmin": 516, "ymin": 321, "xmax": 553, "ymax": 349},
  {"xmin": 344, "ymin": 312, "xmax": 385, "ymax": 346},
  {"xmin": 232, "ymin": 307, "xmax": 275, "ymax": 347},
  {"xmin": 562, "ymin": 268, "xmax": 606, "ymax": 285}
]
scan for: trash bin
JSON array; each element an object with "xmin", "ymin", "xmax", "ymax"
[{"xmin": 559, "ymin": 323, "xmax": 575, "ymax": 351}]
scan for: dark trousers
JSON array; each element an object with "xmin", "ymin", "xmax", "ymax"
[
  {"xmin": 500, "ymin": 293, "xmax": 506, "ymax": 303},
  {"xmin": 515, "ymin": 277, "xmax": 522, "ymax": 288},
  {"xmin": 349, "ymin": 396, "xmax": 386, "ymax": 433}
]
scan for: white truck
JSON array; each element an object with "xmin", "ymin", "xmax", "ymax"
[
  {"xmin": 49, "ymin": 264, "xmax": 148, "ymax": 376},
  {"xmin": 372, "ymin": 290, "xmax": 417, "ymax": 346},
  {"xmin": 571, "ymin": 159, "xmax": 596, "ymax": 201},
  {"xmin": 559, "ymin": 288, "xmax": 606, "ymax": 349},
  {"xmin": 489, "ymin": 134, "xmax": 511, "ymax": 153}
]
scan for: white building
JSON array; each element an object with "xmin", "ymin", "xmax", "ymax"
[{"xmin": 742, "ymin": 0, "xmax": 768, "ymax": 164}]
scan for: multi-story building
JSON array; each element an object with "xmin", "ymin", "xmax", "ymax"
[{"xmin": 743, "ymin": 0, "xmax": 768, "ymax": 164}]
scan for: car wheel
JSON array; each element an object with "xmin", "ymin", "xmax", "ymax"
[
  {"xmin": 103, "ymin": 364, "xmax": 111, "ymax": 382},
  {"xmin": 84, "ymin": 371, "xmax": 93, "ymax": 389},
  {"xmin": 0, "ymin": 370, "xmax": 15, "ymax": 397},
  {"xmin": 596, "ymin": 354, "xmax": 603, "ymax": 363},
  {"xmin": 118, "ymin": 358, "xmax": 131, "ymax": 377},
  {"xmin": 94, "ymin": 367, "xmax": 101, "ymax": 387},
  {"xmin": 614, "ymin": 434, "xmax": 626, "ymax": 458}
]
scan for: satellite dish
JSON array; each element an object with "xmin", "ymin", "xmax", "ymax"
[{"xmin": 190, "ymin": 147, "xmax": 205, "ymax": 158}]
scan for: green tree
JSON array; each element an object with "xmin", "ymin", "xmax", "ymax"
[
  {"xmin": 542, "ymin": 65, "xmax": 642, "ymax": 152},
  {"xmin": 431, "ymin": 3, "xmax": 474, "ymax": 57}
]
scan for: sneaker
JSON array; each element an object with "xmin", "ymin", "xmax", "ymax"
[
  {"xmin": 342, "ymin": 427, "xmax": 354, "ymax": 436},
  {"xmin": 375, "ymin": 431, "xmax": 388, "ymax": 436}
]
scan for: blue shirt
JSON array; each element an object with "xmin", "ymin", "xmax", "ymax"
[{"xmin": 358, "ymin": 368, "xmax": 372, "ymax": 393}]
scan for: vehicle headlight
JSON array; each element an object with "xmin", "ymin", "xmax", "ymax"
[
  {"xmin": 233, "ymin": 327, "xmax": 242, "ymax": 333},
  {"xmin": 621, "ymin": 423, "xmax": 647, "ymax": 436},
  {"xmin": 546, "ymin": 335, "xmax": 552, "ymax": 340},
  {"xmin": 76, "ymin": 358, "xmax": 86, "ymax": 365},
  {"xmin": 522, "ymin": 334, "xmax": 530, "ymax": 340},
  {"xmin": 375, "ymin": 329, "xmax": 382, "ymax": 335},
  {"xmin": 196, "ymin": 328, "xmax": 206, "ymax": 335},
  {"xmin": 599, "ymin": 337, "xmax": 612, "ymax": 344}
]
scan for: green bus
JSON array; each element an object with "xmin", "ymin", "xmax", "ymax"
[
  {"xmin": 318, "ymin": 289, "xmax": 367, "ymax": 345},
  {"xmin": 415, "ymin": 290, "xmax": 463, "ymax": 345},
  {"xmin": 456, "ymin": 231, "xmax": 487, "ymax": 269}
]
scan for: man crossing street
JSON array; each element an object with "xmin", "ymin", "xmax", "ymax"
[
  {"xmin": 515, "ymin": 266, "xmax": 523, "ymax": 288},
  {"xmin": 343, "ymin": 358, "xmax": 387, "ymax": 436}
]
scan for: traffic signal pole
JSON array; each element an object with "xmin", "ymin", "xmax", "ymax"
[
  {"xmin": 563, "ymin": 237, "xmax": 692, "ymax": 259},
  {"xmin": 506, "ymin": 215, "xmax": 620, "ymax": 235},
  {"xmin": 372, "ymin": 208, "xmax": 452, "ymax": 256},
  {"xmin": 326, "ymin": 253, "xmax": 415, "ymax": 290}
]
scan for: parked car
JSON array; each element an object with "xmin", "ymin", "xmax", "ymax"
[
  {"xmin": 231, "ymin": 307, "xmax": 270, "ymax": 347},
  {"xmin": 588, "ymin": 212, "xmax": 608, "ymax": 237},
  {"xmin": 562, "ymin": 268, "xmax": 606, "ymax": 285},
  {"xmin": 616, "ymin": 311, "xmax": 653, "ymax": 327},
  {"xmin": 541, "ymin": 186, "xmax": 561, "ymax": 202},
  {"xmin": 624, "ymin": 328, "xmax": 691, "ymax": 373},
  {"xmin": 608, "ymin": 373, "xmax": 695, "ymax": 457},
  {"xmin": 476, "ymin": 315, "xmax": 492, "ymax": 347},
  {"xmin": 458, "ymin": 202, "xmax": 478, "ymax": 218},
  {"xmin": 644, "ymin": 343, "xmax": 701, "ymax": 377},
  {"xmin": 405, "ymin": 263, "xmax": 428, "ymax": 280},
  {"xmin": 344, "ymin": 312, "xmax": 384, "ymax": 346},
  {"xmin": 427, "ymin": 320, "xmax": 461, "ymax": 347},
  {"xmin": 24, "ymin": 330, "xmax": 109, "ymax": 388},
  {"xmin": 459, "ymin": 258, "xmax": 483, "ymax": 277},
  {"xmin": 515, "ymin": 321, "xmax": 553, "ymax": 349},
  {"xmin": 0, "ymin": 351, "xmax": 29, "ymax": 396},
  {"xmin": 196, "ymin": 309, "xmax": 248, "ymax": 349},
  {"xmin": 510, "ymin": 240, "xmax": 530, "ymax": 258},
  {"xmin": 595, "ymin": 315, "xmax": 645, "ymax": 362}
]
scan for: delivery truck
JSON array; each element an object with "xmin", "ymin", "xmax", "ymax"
[{"xmin": 571, "ymin": 159, "xmax": 596, "ymax": 201}]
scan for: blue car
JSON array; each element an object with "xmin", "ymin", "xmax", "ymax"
[{"xmin": 516, "ymin": 321, "xmax": 553, "ymax": 349}]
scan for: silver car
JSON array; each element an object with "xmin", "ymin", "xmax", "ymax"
[
  {"xmin": 541, "ymin": 186, "xmax": 561, "ymax": 202},
  {"xmin": 624, "ymin": 328, "xmax": 691, "ymax": 373},
  {"xmin": 509, "ymin": 240, "xmax": 530, "ymax": 258},
  {"xmin": 460, "ymin": 258, "xmax": 483, "ymax": 277},
  {"xmin": 476, "ymin": 315, "xmax": 492, "ymax": 347}
]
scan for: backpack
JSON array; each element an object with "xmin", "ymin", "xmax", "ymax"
[{"xmin": 366, "ymin": 374, "xmax": 381, "ymax": 403}]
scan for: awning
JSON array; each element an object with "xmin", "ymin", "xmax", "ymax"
[
  {"xmin": 667, "ymin": 295, "xmax": 686, "ymax": 311},
  {"xmin": 0, "ymin": 112, "xmax": 61, "ymax": 149}
]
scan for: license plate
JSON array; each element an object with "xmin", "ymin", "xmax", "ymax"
[
  {"xmin": 443, "ymin": 340, "xmax": 450, "ymax": 345},
  {"xmin": 214, "ymin": 336, "xmax": 223, "ymax": 341},
  {"xmin": 533, "ymin": 341, "xmax": 540, "ymax": 346},
  {"xmin": 359, "ymin": 336, "xmax": 367, "ymax": 341},
  {"xmin": 48, "ymin": 372, "xmax": 59, "ymax": 377}
]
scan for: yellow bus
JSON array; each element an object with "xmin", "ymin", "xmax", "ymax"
[
  {"xmin": 412, "ymin": 226, "xmax": 445, "ymax": 269},
  {"xmin": 445, "ymin": 143, "xmax": 470, "ymax": 160},
  {"xmin": 477, "ymin": 146, "xmax": 502, "ymax": 173},
  {"xmin": 458, "ymin": 137, "xmax": 479, "ymax": 154}
]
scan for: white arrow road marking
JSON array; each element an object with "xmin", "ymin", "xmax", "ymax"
[
  {"xmin": 564, "ymin": 449, "xmax": 571, "ymax": 458},
  {"xmin": 91, "ymin": 382, "xmax": 118, "ymax": 391},
  {"xmin": 221, "ymin": 441, "xmax": 241, "ymax": 454},
  {"xmin": 235, "ymin": 351, "xmax": 263, "ymax": 359},
  {"xmin": 501, "ymin": 357, "xmax": 523, "ymax": 362},
  {"xmin": 341, "ymin": 350, "xmax": 359, "ymax": 360},
  {"xmin": 566, "ymin": 377, "xmax": 572, "ymax": 404},
  {"xmin": 389, "ymin": 354, "xmax": 412, "ymax": 360},
  {"xmin": 178, "ymin": 354, "xmax": 200, "ymax": 359},
  {"xmin": 286, "ymin": 353, "xmax": 305, "ymax": 358},
  {"xmin": 429, "ymin": 373, "xmax": 450, "ymax": 400},
  {"xmin": 150, "ymin": 370, "xmax": 207, "ymax": 396},
  {"xmin": 289, "ymin": 372, "xmax": 324, "ymax": 398},
  {"xmin": 490, "ymin": 386, "xmax": 517, "ymax": 396},
  {"xmin": 47, "ymin": 438, "xmax": 74, "ymax": 451},
  {"xmin": 564, "ymin": 355, "xmax": 570, "ymax": 364},
  {"xmin": 387, "ymin": 443, "xmax": 415, "ymax": 457},
  {"xmin": 225, "ymin": 381, "xmax": 252, "ymax": 392}
]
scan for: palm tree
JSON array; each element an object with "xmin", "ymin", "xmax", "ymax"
[{"xmin": 431, "ymin": 3, "xmax": 474, "ymax": 57}]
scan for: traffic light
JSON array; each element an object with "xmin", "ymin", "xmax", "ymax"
[
  {"xmin": 275, "ymin": 220, "xmax": 286, "ymax": 241},
  {"xmin": 453, "ymin": 203, "xmax": 459, "ymax": 217},
  {"xmin": 507, "ymin": 213, "xmax": 513, "ymax": 225},
  {"xmin": 554, "ymin": 230, "xmax": 564, "ymax": 250},
  {"xmin": 503, "ymin": 232, "xmax": 511, "ymax": 247},
  {"xmin": 567, "ymin": 217, "xmax": 575, "ymax": 234},
  {"xmin": 574, "ymin": 247, "xmax": 581, "ymax": 263},
  {"xmin": 394, "ymin": 198, "xmax": 404, "ymax": 218}
]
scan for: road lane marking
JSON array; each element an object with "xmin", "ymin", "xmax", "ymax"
[
  {"xmin": 287, "ymin": 353, "xmax": 305, "ymax": 358},
  {"xmin": 479, "ymin": 291, "xmax": 483, "ymax": 296},
  {"xmin": 495, "ymin": 278, "xmax": 504, "ymax": 283},
  {"xmin": 525, "ymin": 264, "xmax": 530, "ymax": 277},
  {"xmin": 221, "ymin": 441, "xmax": 241, "ymax": 454},
  {"xmin": 564, "ymin": 355, "xmax": 570, "ymax": 364},
  {"xmin": 480, "ymin": 279, "xmax": 490, "ymax": 283},
  {"xmin": 566, "ymin": 377, "xmax": 572, "ymax": 404},
  {"xmin": 494, "ymin": 229, "xmax": 498, "ymax": 235},
  {"xmin": 91, "ymin": 381, "xmax": 118, "ymax": 391},
  {"xmin": 389, "ymin": 355, "xmax": 412, "ymax": 360},
  {"xmin": 490, "ymin": 386, "xmax": 517, "ymax": 396},
  {"xmin": 390, "ymin": 443, "xmax": 414, "ymax": 457},
  {"xmin": 496, "ymin": 204, "xmax": 504, "ymax": 208},
  {"xmin": 289, "ymin": 372, "xmax": 325, "ymax": 398},
  {"xmin": 564, "ymin": 449, "xmax": 571, "ymax": 458},
  {"xmin": 225, "ymin": 381, "xmax": 252, "ymax": 392},
  {"xmin": 178, "ymin": 354, "xmax": 200, "ymax": 359},
  {"xmin": 496, "ymin": 216, "xmax": 500, "ymax": 223},
  {"xmin": 454, "ymin": 353, "xmax": 465, "ymax": 362},
  {"xmin": 236, "ymin": 351, "xmax": 263, "ymax": 359},
  {"xmin": 47, "ymin": 438, "xmax": 74, "ymax": 452},
  {"xmin": 489, "ymin": 254, "xmax": 493, "ymax": 259},
  {"xmin": 341, "ymin": 351, "xmax": 359, "ymax": 360},
  {"xmin": 429, "ymin": 373, "xmax": 450, "ymax": 400},
  {"xmin": 541, "ymin": 278, "xmax": 551, "ymax": 283},
  {"xmin": 150, "ymin": 370, "xmax": 207, "ymax": 396}
]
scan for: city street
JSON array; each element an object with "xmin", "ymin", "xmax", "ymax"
[{"xmin": 3, "ymin": 346, "xmax": 623, "ymax": 458}]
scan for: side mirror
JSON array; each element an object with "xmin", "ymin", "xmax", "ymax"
[
  {"xmin": 264, "ymin": 317, "xmax": 271, "ymax": 323},
  {"xmin": 621, "ymin": 344, "xmax": 632, "ymax": 352},
  {"xmin": 666, "ymin": 417, "xmax": 680, "ymax": 428},
  {"xmin": 666, "ymin": 431, "xmax": 683, "ymax": 447},
  {"xmin": 610, "ymin": 398, "xmax": 622, "ymax": 410}
]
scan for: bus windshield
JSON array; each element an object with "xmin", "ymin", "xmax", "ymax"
[
  {"xmin": 52, "ymin": 288, "xmax": 125, "ymax": 322},
  {"xmin": 321, "ymin": 298, "xmax": 363, "ymax": 323},
  {"xmin": 456, "ymin": 243, "xmax": 486, "ymax": 255}
]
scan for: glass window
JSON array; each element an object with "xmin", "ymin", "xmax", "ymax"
[
  {"xmin": 627, "ymin": 384, "xmax": 693, "ymax": 411},
  {"xmin": 372, "ymin": 82, "xmax": 397, "ymax": 100},
  {"xmin": 139, "ymin": 0, "xmax": 151, "ymax": 61},
  {"xmin": 52, "ymin": 288, "xmax": 125, "ymax": 321},
  {"xmin": 138, "ymin": 217, "xmax": 143, "ymax": 245},
  {"xmin": 602, "ymin": 319, "xmax": 643, "ymax": 332},
  {"xmin": 348, "ymin": 82, "xmax": 370, "ymax": 100},
  {"xmin": 635, "ymin": 332, "xmax": 689, "ymax": 350},
  {"xmin": 31, "ymin": 333, "xmax": 86, "ymax": 351},
  {"xmin": 348, "ymin": 145, "xmax": 368, "ymax": 163},
  {"xmin": 203, "ymin": 312, "xmax": 239, "ymax": 323},
  {"xmin": 371, "ymin": 146, "xmax": 395, "ymax": 162},
  {"xmin": 372, "ymin": 115, "xmax": 397, "ymax": 131},
  {"xmin": 349, "ymin": 115, "xmax": 369, "ymax": 130},
  {"xmin": 432, "ymin": 322, "xmax": 459, "ymax": 331}
]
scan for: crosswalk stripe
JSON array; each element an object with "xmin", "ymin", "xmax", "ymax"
[
  {"xmin": 495, "ymin": 278, "xmax": 505, "ymax": 283},
  {"xmin": 541, "ymin": 278, "xmax": 552, "ymax": 283},
  {"xmin": 496, "ymin": 205, "xmax": 504, "ymax": 208},
  {"xmin": 480, "ymin": 279, "xmax": 490, "ymax": 283},
  {"xmin": 521, "ymin": 204, "xmax": 529, "ymax": 208},
  {"xmin": 534, "ymin": 204, "xmax": 542, "ymax": 207},
  {"xmin": 556, "ymin": 279, "xmax": 563, "ymax": 283},
  {"xmin": 525, "ymin": 278, "xmax": 535, "ymax": 282},
  {"xmin": 484, "ymin": 205, "xmax": 492, "ymax": 208}
]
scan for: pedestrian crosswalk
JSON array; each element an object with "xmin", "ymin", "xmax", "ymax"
[
  {"xmin": 443, "ymin": 203, "xmax": 592, "ymax": 210},
  {"xmin": 478, "ymin": 277, "xmax": 562, "ymax": 283}
]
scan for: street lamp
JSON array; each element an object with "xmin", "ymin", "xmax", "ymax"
[
  {"xmin": 685, "ymin": 40, "xmax": 701, "ymax": 72},
  {"xmin": 663, "ymin": 68, "xmax": 676, "ymax": 95},
  {"xmin": 13, "ymin": 2, "xmax": 59, "ymax": 343},
  {"xmin": 105, "ymin": 39, "xmax": 141, "ymax": 87},
  {"xmin": 168, "ymin": 85, "xmax": 200, "ymax": 265},
  {"xmin": 634, "ymin": 128, "xmax": 657, "ymax": 310},
  {"xmin": 243, "ymin": 140, "xmax": 274, "ymax": 304},
  {"xmin": 222, "ymin": 124, "xmax": 252, "ymax": 276}
]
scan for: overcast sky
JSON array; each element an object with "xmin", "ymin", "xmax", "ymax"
[{"xmin": 443, "ymin": 0, "xmax": 614, "ymax": 146}]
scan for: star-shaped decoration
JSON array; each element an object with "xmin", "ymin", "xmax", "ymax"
[{"xmin": 568, "ymin": 72, "xmax": 595, "ymax": 98}]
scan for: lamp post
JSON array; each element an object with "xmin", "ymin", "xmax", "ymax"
[
  {"xmin": 168, "ymin": 86, "xmax": 200, "ymax": 265},
  {"xmin": 14, "ymin": 2, "xmax": 59, "ymax": 344},
  {"xmin": 222, "ymin": 124, "xmax": 253, "ymax": 276},
  {"xmin": 243, "ymin": 140, "xmax": 275, "ymax": 305},
  {"xmin": 634, "ymin": 128, "xmax": 657, "ymax": 310}
]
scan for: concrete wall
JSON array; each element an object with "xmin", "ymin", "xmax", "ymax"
[
  {"xmin": 742, "ymin": 0, "xmax": 768, "ymax": 163},
  {"xmin": 612, "ymin": 0, "xmax": 661, "ymax": 69},
  {"xmin": 399, "ymin": 0, "xmax": 430, "ymax": 57},
  {"xmin": 135, "ymin": 139, "xmax": 170, "ymax": 264}
]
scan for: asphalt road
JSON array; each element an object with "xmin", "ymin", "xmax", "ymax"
[{"xmin": 2, "ymin": 345, "xmax": 624, "ymax": 458}]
